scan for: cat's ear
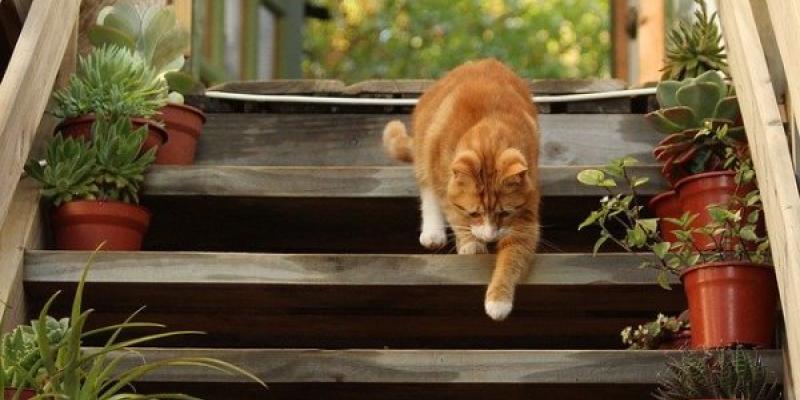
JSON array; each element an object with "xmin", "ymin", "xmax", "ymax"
[
  {"xmin": 451, "ymin": 150, "xmax": 481, "ymax": 182},
  {"xmin": 498, "ymin": 148, "xmax": 528, "ymax": 186}
]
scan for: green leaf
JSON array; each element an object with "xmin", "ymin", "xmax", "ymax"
[
  {"xmin": 578, "ymin": 211, "xmax": 602, "ymax": 230},
  {"xmin": 740, "ymin": 226, "xmax": 758, "ymax": 241},
  {"xmin": 656, "ymin": 80, "xmax": 682, "ymax": 107},
  {"xmin": 652, "ymin": 242, "xmax": 671, "ymax": 258},
  {"xmin": 88, "ymin": 25, "xmax": 136, "ymax": 50},
  {"xmin": 676, "ymin": 82, "xmax": 722, "ymax": 122},
  {"xmin": 632, "ymin": 177, "xmax": 650, "ymax": 188},
  {"xmin": 592, "ymin": 235, "xmax": 609, "ymax": 256},
  {"xmin": 637, "ymin": 218, "xmax": 658, "ymax": 234},
  {"xmin": 577, "ymin": 169, "xmax": 605, "ymax": 186},
  {"xmin": 656, "ymin": 270, "xmax": 672, "ymax": 290}
]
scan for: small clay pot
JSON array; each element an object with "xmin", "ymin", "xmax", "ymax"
[
  {"xmin": 51, "ymin": 200, "xmax": 151, "ymax": 251},
  {"xmin": 155, "ymin": 103, "xmax": 206, "ymax": 165},
  {"xmin": 57, "ymin": 114, "xmax": 167, "ymax": 153},
  {"xmin": 649, "ymin": 190, "xmax": 682, "ymax": 243},
  {"xmin": 4, "ymin": 388, "xmax": 36, "ymax": 400},
  {"xmin": 681, "ymin": 262, "xmax": 778, "ymax": 349},
  {"xmin": 675, "ymin": 171, "xmax": 757, "ymax": 250}
]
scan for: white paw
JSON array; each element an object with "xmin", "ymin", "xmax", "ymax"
[
  {"xmin": 419, "ymin": 229, "xmax": 447, "ymax": 249},
  {"xmin": 484, "ymin": 300, "xmax": 513, "ymax": 321},
  {"xmin": 458, "ymin": 241, "xmax": 488, "ymax": 255}
]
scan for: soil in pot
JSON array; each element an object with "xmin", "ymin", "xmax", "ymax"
[
  {"xmin": 4, "ymin": 388, "xmax": 36, "ymax": 400},
  {"xmin": 155, "ymin": 103, "xmax": 206, "ymax": 165},
  {"xmin": 51, "ymin": 200, "xmax": 151, "ymax": 251},
  {"xmin": 682, "ymin": 262, "xmax": 778, "ymax": 349},
  {"xmin": 57, "ymin": 114, "xmax": 167, "ymax": 153},
  {"xmin": 675, "ymin": 171, "xmax": 757, "ymax": 250},
  {"xmin": 649, "ymin": 190, "xmax": 682, "ymax": 244}
]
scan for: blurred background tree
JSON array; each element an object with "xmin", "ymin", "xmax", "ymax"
[{"xmin": 303, "ymin": 0, "xmax": 611, "ymax": 82}]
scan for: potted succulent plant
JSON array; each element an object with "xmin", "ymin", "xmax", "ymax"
[
  {"xmin": 90, "ymin": 0, "xmax": 207, "ymax": 165},
  {"xmin": 1, "ymin": 251, "xmax": 266, "ymax": 399},
  {"xmin": 621, "ymin": 312, "xmax": 690, "ymax": 350},
  {"xmin": 578, "ymin": 156, "xmax": 778, "ymax": 349},
  {"xmin": 653, "ymin": 348, "xmax": 781, "ymax": 400},
  {"xmin": 660, "ymin": 0, "xmax": 729, "ymax": 81},
  {"xmin": 0, "ymin": 317, "xmax": 69, "ymax": 400},
  {"xmin": 51, "ymin": 44, "xmax": 169, "ymax": 153},
  {"xmin": 25, "ymin": 118, "xmax": 155, "ymax": 251}
]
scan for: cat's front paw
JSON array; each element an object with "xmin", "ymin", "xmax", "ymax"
[
  {"xmin": 484, "ymin": 299, "xmax": 513, "ymax": 321},
  {"xmin": 458, "ymin": 241, "xmax": 488, "ymax": 255},
  {"xmin": 419, "ymin": 229, "xmax": 447, "ymax": 249}
]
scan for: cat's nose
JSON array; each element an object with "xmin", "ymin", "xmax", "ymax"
[{"xmin": 472, "ymin": 223, "xmax": 498, "ymax": 242}]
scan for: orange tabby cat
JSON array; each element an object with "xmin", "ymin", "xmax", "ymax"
[{"xmin": 383, "ymin": 59, "xmax": 540, "ymax": 321}]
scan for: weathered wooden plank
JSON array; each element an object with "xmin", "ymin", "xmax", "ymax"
[
  {"xmin": 214, "ymin": 79, "xmax": 628, "ymax": 97},
  {"xmin": 142, "ymin": 165, "xmax": 667, "ymax": 197},
  {"xmin": 210, "ymin": 80, "xmax": 346, "ymax": 95},
  {"xmin": 720, "ymin": 3, "xmax": 800, "ymax": 400},
  {"xmin": 25, "ymin": 251, "xmax": 668, "ymax": 286},
  {"xmin": 0, "ymin": 0, "xmax": 78, "ymax": 234},
  {"xmin": 766, "ymin": 0, "xmax": 800, "ymax": 138},
  {"xmin": 105, "ymin": 348, "xmax": 782, "ymax": 384},
  {"xmin": 0, "ymin": 179, "xmax": 41, "ymax": 331},
  {"xmin": 194, "ymin": 113, "xmax": 661, "ymax": 166}
]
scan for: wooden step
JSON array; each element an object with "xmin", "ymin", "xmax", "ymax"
[
  {"xmin": 143, "ymin": 165, "xmax": 666, "ymax": 198},
  {"xmin": 106, "ymin": 348, "xmax": 783, "ymax": 400},
  {"xmin": 193, "ymin": 113, "xmax": 661, "ymax": 166},
  {"xmin": 25, "ymin": 251, "xmax": 684, "ymax": 349}
]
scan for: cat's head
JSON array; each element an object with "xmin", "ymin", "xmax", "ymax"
[{"xmin": 446, "ymin": 147, "xmax": 532, "ymax": 242}]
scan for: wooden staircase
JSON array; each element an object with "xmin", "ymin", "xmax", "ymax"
[{"xmin": 12, "ymin": 80, "xmax": 781, "ymax": 399}]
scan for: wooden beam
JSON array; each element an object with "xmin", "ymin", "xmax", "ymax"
[
  {"xmin": 103, "ymin": 348, "xmax": 783, "ymax": 384},
  {"xmin": 611, "ymin": 0, "xmax": 630, "ymax": 82},
  {"xmin": 193, "ymin": 113, "xmax": 661, "ymax": 166},
  {"xmin": 24, "ymin": 251, "xmax": 671, "ymax": 286},
  {"xmin": 766, "ymin": 0, "xmax": 800, "ymax": 138},
  {"xmin": 719, "ymin": 3, "xmax": 800, "ymax": 400},
  {"xmin": 141, "ymin": 165, "xmax": 667, "ymax": 198},
  {"xmin": 636, "ymin": 0, "xmax": 665, "ymax": 85},
  {"xmin": 0, "ymin": 0, "xmax": 78, "ymax": 237}
]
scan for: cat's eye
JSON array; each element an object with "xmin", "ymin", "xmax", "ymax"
[
  {"xmin": 468, "ymin": 211, "xmax": 481, "ymax": 218},
  {"xmin": 498, "ymin": 210, "xmax": 512, "ymax": 217}
]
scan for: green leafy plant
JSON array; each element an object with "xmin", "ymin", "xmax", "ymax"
[
  {"xmin": 23, "ymin": 135, "xmax": 99, "ymax": 206},
  {"xmin": 620, "ymin": 312, "xmax": 689, "ymax": 350},
  {"xmin": 92, "ymin": 118, "xmax": 156, "ymax": 203},
  {"xmin": 577, "ymin": 154, "xmax": 768, "ymax": 289},
  {"xmin": 25, "ymin": 118, "xmax": 156, "ymax": 205},
  {"xmin": 89, "ymin": 0, "xmax": 203, "ymax": 101},
  {"xmin": 645, "ymin": 70, "xmax": 747, "ymax": 182},
  {"xmin": 0, "ymin": 317, "xmax": 69, "ymax": 391},
  {"xmin": 662, "ymin": 0, "xmax": 728, "ymax": 81},
  {"xmin": 51, "ymin": 45, "xmax": 168, "ymax": 120},
  {"xmin": 1, "ymin": 250, "xmax": 266, "ymax": 399},
  {"xmin": 653, "ymin": 347, "xmax": 781, "ymax": 400}
]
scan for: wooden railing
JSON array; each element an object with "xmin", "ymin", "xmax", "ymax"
[
  {"xmin": 719, "ymin": 2, "xmax": 800, "ymax": 399},
  {"xmin": 0, "ymin": 0, "xmax": 79, "ymax": 329}
]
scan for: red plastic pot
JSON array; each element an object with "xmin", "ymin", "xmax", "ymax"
[
  {"xmin": 51, "ymin": 200, "xmax": 151, "ymax": 251},
  {"xmin": 155, "ymin": 103, "xmax": 206, "ymax": 165},
  {"xmin": 681, "ymin": 262, "xmax": 778, "ymax": 349},
  {"xmin": 675, "ymin": 171, "xmax": 756, "ymax": 250},
  {"xmin": 3, "ymin": 388, "xmax": 36, "ymax": 400},
  {"xmin": 57, "ymin": 114, "xmax": 167, "ymax": 153},
  {"xmin": 649, "ymin": 190, "xmax": 682, "ymax": 243}
]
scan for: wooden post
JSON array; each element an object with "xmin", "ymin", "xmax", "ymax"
[
  {"xmin": 718, "ymin": 3, "xmax": 800, "ymax": 399},
  {"xmin": 272, "ymin": 0, "xmax": 303, "ymax": 79},
  {"xmin": 637, "ymin": 0, "xmax": 665, "ymax": 85},
  {"xmin": 240, "ymin": 0, "xmax": 259, "ymax": 80},
  {"xmin": 611, "ymin": 0, "xmax": 630, "ymax": 82}
]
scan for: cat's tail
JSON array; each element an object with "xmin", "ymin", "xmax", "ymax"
[{"xmin": 382, "ymin": 120, "xmax": 413, "ymax": 163}]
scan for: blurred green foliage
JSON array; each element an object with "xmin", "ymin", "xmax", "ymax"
[{"xmin": 303, "ymin": 0, "xmax": 611, "ymax": 82}]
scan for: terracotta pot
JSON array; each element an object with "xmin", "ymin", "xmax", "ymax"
[
  {"xmin": 657, "ymin": 330, "xmax": 692, "ymax": 350},
  {"xmin": 649, "ymin": 190, "xmax": 682, "ymax": 243},
  {"xmin": 681, "ymin": 262, "xmax": 778, "ymax": 349},
  {"xmin": 155, "ymin": 103, "xmax": 206, "ymax": 165},
  {"xmin": 51, "ymin": 200, "xmax": 151, "ymax": 251},
  {"xmin": 675, "ymin": 171, "xmax": 756, "ymax": 250},
  {"xmin": 57, "ymin": 114, "xmax": 167, "ymax": 153},
  {"xmin": 3, "ymin": 388, "xmax": 36, "ymax": 400}
]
